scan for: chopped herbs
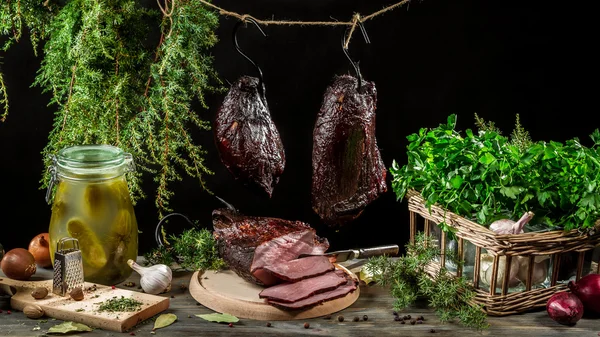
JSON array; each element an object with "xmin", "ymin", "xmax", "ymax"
[
  {"xmin": 97, "ymin": 296, "xmax": 142, "ymax": 313},
  {"xmin": 144, "ymin": 227, "xmax": 226, "ymax": 271},
  {"xmin": 365, "ymin": 233, "xmax": 489, "ymax": 329}
]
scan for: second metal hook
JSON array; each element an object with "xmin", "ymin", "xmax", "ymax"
[
  {"xmin": 233, "ymin": 18, "xmax": 267, "ymax": 103},
  {"xmin": 342, "ymin": 22, "xmax": 371, "ymax": 90}
]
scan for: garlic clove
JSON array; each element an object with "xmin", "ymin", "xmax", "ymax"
[{"xmin": 127, "ymin": 259, "xmax": 172, "ymax": 295}]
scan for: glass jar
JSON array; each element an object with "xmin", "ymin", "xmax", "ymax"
[{"xmin": 47, "ymin": 145, "xmax": 138, "ymax": 285}]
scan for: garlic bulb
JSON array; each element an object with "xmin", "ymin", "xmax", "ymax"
[
  {"xmin": 480, "ymin": 253, "xmax": 521, "ymax": 288},
  {"xmin": 127, "ymin": 259, "xmax": 172, "ymax": 295}
]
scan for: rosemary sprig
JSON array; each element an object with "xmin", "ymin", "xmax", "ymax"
[{"xmin": 365, "ymin": 233, "xmax": 489, "ymax": 329}]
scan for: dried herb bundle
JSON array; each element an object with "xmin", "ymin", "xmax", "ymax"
[{"xmin": 0, "ymin": 0, "xmax": 222, "ymax": 217}]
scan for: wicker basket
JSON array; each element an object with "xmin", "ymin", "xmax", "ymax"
[{"xmin": 406, "ymin": 189, "xmax": 600, "ymax": 316}]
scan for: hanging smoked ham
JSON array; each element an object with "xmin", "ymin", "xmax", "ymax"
[
  {"xmin": 214, "ymin": 75, "xmax": 285, "ymax": 196},
  {"xmin": 311, "ymin": 74, "xmax": 387, "ymax": 226}
]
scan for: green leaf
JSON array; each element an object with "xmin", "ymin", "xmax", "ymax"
[
  {"xmin": 447, "ymin": 114, "xmax": 457, "ymax": 128},
  {"xmin": 48, "ymin": 322, "xmax": 93, "ymax": 334},
  {"xmin": 499, "ymin": 186, "xmax": 524, "ymax": 199},
  {"xmin": 196, "ymin": 313, "xmax": 239, "ymax": 323},
  {"xmin": 153, "ymin": 313, "xmax": 177, "ymax": 330},
  {"xmin": 478, "ymin": 153, "xmax": 496, "ymax": 165},
  {"xmin": 450, "ymin": 175, "xmax": 464, "ymax": 189},
  {"xmin": 591, "ymin": 129, "xmax": 600, "ymax": 145}
]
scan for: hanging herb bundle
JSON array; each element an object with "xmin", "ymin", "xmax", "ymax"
[
  {"xmin": 0, "ymin": 0, "xmax": 221, "ymax": 217},
  {"xmin": 391, "ymin": 114, "xmax": 600, "ymax": 230},
  {"xmin": 364, "ymin": 233, "xmax": 488, "ymax": 329}
]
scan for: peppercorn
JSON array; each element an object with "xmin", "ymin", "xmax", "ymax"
[
  {"xmin": 129, "ymin": 333, "xmax": 135, "ymax": 336},
  {"xmin": 410, "ymin": 319, "xmax": 416, "ymax": 325},
  {"xmin": 353, "ymin": 316, "xmax": 360, "ymax": 322},
  {"xmin": 407, "ymin": 314, "xmax": 411, "ymax": 319},
  {"xmin": 363, "ymin": 315, "xmax": 368, "ymax": 321},
  {"xmin": 403, "ymin": 315, "xmax": 409, "ymax": 320},
  {"xmin": 170, "ymin": 295, "xmax": 175, "ymax": 298},
  {"xmin": 337, "ymin": 315, "xmax": 344, "ymax": 322},
  {"xmin": 400, "ymin": 320, "xmax": 405, "ymax": 324},
  {"xmin": 111, "ymin": 285, "xmax": 116, "ymax": 289},
  {"xmin": 6, "ymin": 310, "xmax": 10, "ymax": 315},
  {"xmin": 418, "ymin": 315, "xmax": 425, "ymax": 321},
  {"xmin": 430, "ymin": 329, "xmax": 436, "ymax": 333},
  {"xmin": 228, "ymin": 323, "xmax": 233, "ymax": 328},
  {"xmin": 393, "ymin": 311, "xmax": 398, "ymax": 316},
  {"xmin": 394, "ymin": 316, "xmax": 402, "ymax": 322},
  {"xmin": 304, "ymin": 322, "xmax": 310, "ymax": 329},
  {"xmin": 417, "ymin": 320, "xmax": 423, "ymax": 324},
  {"xmin": 266, "ymin": 322, "xmax": 271, "ymax": 327}
]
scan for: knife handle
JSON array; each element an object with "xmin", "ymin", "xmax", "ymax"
[{"xmin": 357, "ymin": 245, "xmax": 400, "ymax": 259}]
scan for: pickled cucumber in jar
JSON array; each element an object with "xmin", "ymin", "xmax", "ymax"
[{"xmin": 47, "ymin": 145, "xmax": 138, "ymax": 286}]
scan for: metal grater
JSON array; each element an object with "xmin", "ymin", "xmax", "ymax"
[{"xmin": 53, "ymin": 237, "xmax": 85, "ymax": 296}]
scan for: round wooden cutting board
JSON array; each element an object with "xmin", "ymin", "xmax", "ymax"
[{"xmin": 188, "ymin": 265, "xmax": 360, "ymax": 320}]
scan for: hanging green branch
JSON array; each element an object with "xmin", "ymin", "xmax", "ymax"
[{"xmin": 1, "ymin": 0, "xmax": 221, "ymax": 217}]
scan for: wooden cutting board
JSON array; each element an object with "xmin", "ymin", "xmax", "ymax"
[
  {"xmin": 0, "ymin": 276, "xmax": 169, "ymax": 332},
  {"xmin": 189, "ymin": 264, "xmax": 359, "ymax": 320}
]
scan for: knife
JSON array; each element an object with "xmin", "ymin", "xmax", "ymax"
[{"xmin": 299, "ymin": 244, "xmax": 400, "ymax": 263}]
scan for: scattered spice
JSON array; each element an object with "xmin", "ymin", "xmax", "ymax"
[
  {"xmin": 7, "ymin": 310, "xmax": 11, "ymax": 314},
  {"xmin": 111, "ymin": 285, "xmax": 116, "ymax": 289},
  {"xmin": 363, "ymin": 315, "xmax": 368, "ymax": 321},
  {"xmin": 75, "ymin": 309, "xmax": 85, "ymax": 312},
  {"xmin": 324, "ymin": 315, "xmax": 331, "ymax": 319},
  {"xmin": 430, "ymin": 329, "xmax": 436, "ymax": 333},
  {"xmin": 417, "ymin": 320, "xmax": 423, "ymax": 324},
  {"xmin": 123, "ymin": 282, "xmax": 136, "ymax": 287},
  {"xmin": 187, "ymin": 315, "xmax": 191, "ymax": 318},
  {"xmin": 97, "ymin": 296, "xmax": 142, "ymax": 312},
  {"xmin": 31, "ymin": 287, "xmax": 48, "ymax": 299},
  {"xmin": 171, "ymin": 295, "xmax": 175, "ymax": 298},
  {"xmin": 394, "ymin": 316, "xmax": 402, "ymax": 322},
  {"xmin": 266, "ymin": 322, "xmax": 271, "ymax": 327},
  {"xmin": 228, "ymin": 323, "xmax": 233, "ymax": 328},
  {"xmin": 400, "ymin": 320, "xmax": 406, "ymax": 324},
  {"xmin": 403, "ymin": 315, "xmax": 408, "ymax": 320},
  {"xmin": 337, "ymin": 315, "xmax": 344, "ymax": 322},
  {"xmin": 303, "ymin": 322, "xmax": 310, "ymax": 329},
  {"xmin": 407, "ymin": 315, "xmax": 412, "ymax": 319},
  {"xmin": 353, "ymin": 316, "xmax": 360, "ymax": 322},
  {"xmin": 410, "ymin": 319, "xmax": 416, "ymax": 325},
  {"xmin": 0, "ymin": 310, "xmax": 3, "ymax": 313},
  {"xmin": 393, "ymin": 311, "xmax": 398, "ymax": 316},
  {"xmin": 130, "ymin": 332, "xmax": 135, "ymax": 336},
  {"xmin": 70, "ymin": 287, "xmax": 84, "ymax": 301},
  {"xmin": 418, "ymin": 315, "xmax": 425, "ymax": 321}
]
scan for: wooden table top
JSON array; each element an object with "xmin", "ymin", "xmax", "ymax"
[{"xmin": 1, "ymin": 258, "xmax": 598, "ymax": 337}]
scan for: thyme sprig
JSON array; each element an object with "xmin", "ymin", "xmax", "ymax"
[
  {"xmin": 144, "ymin": 227, "xmax": 226, "ymax": 271},
  {"xmin": 365, "ymin": 233, "xmax": 488, "ymax": 329}
]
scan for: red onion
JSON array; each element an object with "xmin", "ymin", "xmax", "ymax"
[
  {"xmin": 568, "ymin": 274, "xmax": 600, "ymax": 314},
  {"xmin": 546, "ymin": 291, "xmax": 584, "ymax": 325}
]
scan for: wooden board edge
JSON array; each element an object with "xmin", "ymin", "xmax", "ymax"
[
  {"xmin": 11, "ymin": 292, "xmax": 170, "ymax": 332},
  {"xmin": 188, "ymin": 265, "xmax": 360, "ymax": 321}
]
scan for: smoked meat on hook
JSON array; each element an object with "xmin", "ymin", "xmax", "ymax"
[
  {"xmin": 214, "ymin": 76, "xmax": 285, "ymax": 196},
  {"xmin": 311, "ymin": 75, "xmax": 387, "ymax": 226}
]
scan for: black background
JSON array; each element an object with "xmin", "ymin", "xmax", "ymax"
[{"xmin": 0, "ymin": 0, "xmax": 597, "ymax": 255}]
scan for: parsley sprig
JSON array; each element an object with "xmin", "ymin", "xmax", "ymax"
[{"xmin": 391, "ymin": 114, "xmax": 600, "ymax": 231}]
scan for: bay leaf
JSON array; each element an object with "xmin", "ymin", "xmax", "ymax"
[
  {"xmin": 195, "ymin": 313, "xmax": 239, "ymax": 323},
  {"xmin": 48, "ymin": 321, "xmax": 93, "ymax": 334},
  {"xmin": 153, "ymin": 313, "xmax": 177, "ymax": 330}
]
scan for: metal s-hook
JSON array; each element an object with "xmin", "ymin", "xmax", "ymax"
[
  {"xmin": 233, "ymin": 18, "xmax": 267, "ymax": 102},
  {"xmin": 342, "ymin": 22, "xmax": 371, "ymax": 90}
]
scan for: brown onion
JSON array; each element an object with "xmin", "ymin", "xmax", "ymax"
[
  {"xmin": 1, "ymin": 248, "xmax": 37, "ymax": 280},
  {"xmin": 28, "ymin": 233, "xmax": 52, "ymax": 268}
]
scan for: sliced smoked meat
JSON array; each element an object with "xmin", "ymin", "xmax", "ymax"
[
  {"xmin": 311, "ymin": 74, "xmax": 387, "ymax": 226},
  {"xmin": 262, "ymin": 255, "xmax": 334, "ymax": 282},
  {"xmin": 267, "ymin": 283, "xmax": 358, "ymax": 310},
  {"xmin": 212, "ymin": 208, "xmax": 329, "ymax": 286},
  {"xmin": 259, "ymin": 270, "xmax": 347, "ymax": 303}
]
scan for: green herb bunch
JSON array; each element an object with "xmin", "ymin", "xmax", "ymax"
[
  {"xmin": 391, "ymin": 114, "xmax": 600, "ymax": 230},
  {"xmin": 1, "ymin": 0, "xmax": 222, "ymax": 217},
  {"xmin": 144, "ymin": 227, "xmax": 226, "ymax": 271},
  {"xmin": 365, "ymin": 233, "xmax": 488, "ymax": 329}
]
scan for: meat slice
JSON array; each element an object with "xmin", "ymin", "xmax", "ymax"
[
  {"xmin": 262, "ymin": 256, "xmax": 334, "ymax": 282},
  {"xmin": 212, "ymin": 208, "xmax": 329, "ymax": 286},
  {"xmin": 259, "ymin": 270, "xmax": 347, "ymax": 303},
  {"xmin": 267, "ymin": 283, "xmax": 358, "ymax": 310},
  {"xmin": 312, "ymin": 74, "xmax": 387, "ymax": 226},
  {"xmin": 214, "ymin": 76, "xmax": 286, "ymax": 196}
]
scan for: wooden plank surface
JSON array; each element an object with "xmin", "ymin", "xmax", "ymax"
[{"xmin": 0, "ymin": 258, "xmax": 598, "ymax": 337}]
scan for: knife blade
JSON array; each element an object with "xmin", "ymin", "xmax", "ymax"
[{"xmin": 299, "ymin": 244, "xmax": 400, "ymax": 263}]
